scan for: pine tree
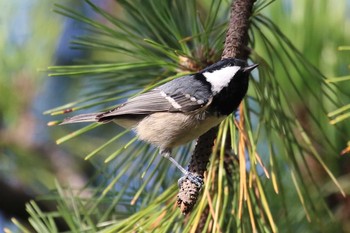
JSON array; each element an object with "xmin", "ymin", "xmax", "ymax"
[{"xmin": 11, "ymin": 0, "xmax": 349, "ymax": 232}]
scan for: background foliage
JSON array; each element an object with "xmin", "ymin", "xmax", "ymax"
[{"xmin": 1, "ymin": 0, "xmax": 349, "ymax": 232}]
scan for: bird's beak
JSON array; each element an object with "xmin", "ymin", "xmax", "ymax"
[{"xmin": 243, "ymin": 63, "xmax": 259, "ymax": 73}]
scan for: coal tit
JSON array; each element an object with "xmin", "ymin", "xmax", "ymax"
[{"xmin": 61, "ymin": 58, "xmax": 258, "ymax": 184}]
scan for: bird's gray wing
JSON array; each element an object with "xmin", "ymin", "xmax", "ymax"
[
  {"xmin": 99, "ymin": 89, "xmax": 173, "ymax": 117},
  {"xmin": 97, "ymin": 75, "xmax": 212, "ymax": 121}
]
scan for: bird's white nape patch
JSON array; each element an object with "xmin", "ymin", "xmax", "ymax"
[
  {"xmin": 160, "ymin": 91, "xmax": 182, "ymax": 109},
  {"xmin": 203, "ymin": 66, "xmax": 241, "ymax": 93}
]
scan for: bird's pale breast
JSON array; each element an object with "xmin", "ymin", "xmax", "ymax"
[{"xmin": 134, "ymin": 112, "xmax": 225, "ymax": 149}]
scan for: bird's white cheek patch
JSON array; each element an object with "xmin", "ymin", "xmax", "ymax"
[{"xmin": 203, "ymin": 66, "xmax": 241, "ymax": 94}]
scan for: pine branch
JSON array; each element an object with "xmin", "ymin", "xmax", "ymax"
[
  {"xmin": 177, "ymin": 0, "xmax": 255, "ymax": 214},
  {"xmin": 221, "ymin": 0, "xmax": 254, "ymax": 59}
]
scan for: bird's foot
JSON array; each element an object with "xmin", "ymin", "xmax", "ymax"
[
  {"xmin": 178, "ymin": 172, "xmax": 204, "ymax": 189},
  {"xmin": 160, "ymin": 149, "xmax": 204, "ymax": 189}
]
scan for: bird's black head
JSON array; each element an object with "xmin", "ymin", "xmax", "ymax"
[
  {"xmin": 199, "ymin": 58, "xmax": 258, "ymax": 95},
  {"xmin": 201, "ymin": 58, "xmax": 258, "ymax": 115},
  {"xmin": 200, "ymin": 58, "xmax": 247, "ymax": 73}
]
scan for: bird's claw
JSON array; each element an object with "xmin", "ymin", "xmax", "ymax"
[{"xmin": 178, "ymin": 172, "xmax": 204, "ymax": 189}]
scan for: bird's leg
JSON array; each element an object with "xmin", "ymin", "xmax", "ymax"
[
  {"xmin": 160, "ymin": 149, "xmax": 188, "ymax": 175},
  {"xmin": 160, "ymin": 149, "xmax": 203, "ymax": 188}
]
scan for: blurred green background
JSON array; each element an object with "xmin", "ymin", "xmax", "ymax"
[
  {"xmin": 0, "ymin": 0, "xmax": 96, "ymax": 230},
  {"xmin": 0, "ymin": 0, "xmax": 349, "ymax": 232}
]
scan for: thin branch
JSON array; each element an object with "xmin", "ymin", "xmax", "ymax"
[
  {"xmin": 222, "ymin": 0, "xmax": 255, "ymax": 59},
  {"xmin": 177, "ymin": 0, "xmax": 255, "ymax": 215}
]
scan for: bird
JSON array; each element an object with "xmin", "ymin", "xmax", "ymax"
[{"xmin": 60, "ymin": 58, "xmax": 258, "ymax": 186}]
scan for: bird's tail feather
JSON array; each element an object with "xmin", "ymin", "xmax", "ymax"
[{"xmin": 60, "ymin": 113, "xmax": 102, "ymax": 125}]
